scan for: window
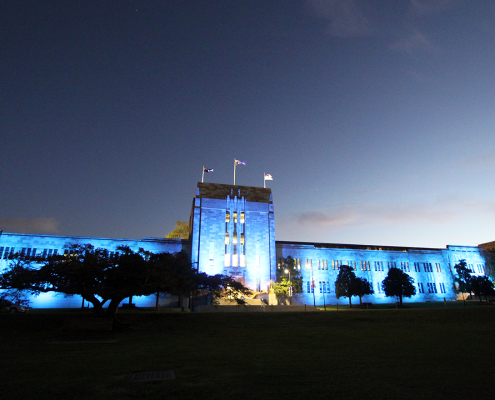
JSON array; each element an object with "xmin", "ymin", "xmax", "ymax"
[
  {"xmin": 324, "ymin": 260, "xmax": 328, "ymax": 270},
  {"xmin": 439, "ymin": 283, "xmax": 446, "ymax": 293},
  {"xmin": 418, "ymin": 282, "xmax": 424, "ymax": 294},
  {"xmin": 3, "ymin": 247, "xmax": 10, "ymax": 259},
  {"xmin": 307, "ymin": 281, "xmax": 311, "ymax": 293},
  {"xmin": 226, "ymin": 212, "xmax": 230, "ymax": 222},
  {"xmin": 319, "ymin": 281, "xmax": 323, "ymax": 293},
  {"xmin": 296, "ymin": 258, "xmax": 301, "ymax": 270},
  {"xmin": 240, "ymin": 255, "xmax": 245, "ymax": 267},
  {"xmin": 240, "ymin": 233, "xmax": 245, "ymax": 245},
  {"xmin": 225, "ymin": 233, "xmax": 230, "ymax": 245},
  {"xmin": 233, "ymin": 233, "xmax": 237, "ymax": 245},
  {"xmin": 240, "ymin": 212, "xmax": 245, "ymax": 223},
  {"xmin": 233, "ymin": 211, "xmax": 238, "ymax": 223},
  {"xmin": 256, "ymin": 279, "xmax": 260, "ymax": 292},
  {"xmin": 435, "ymin": 263, "xmax": 441, "ymax": 273},
  {"xmin": 305, "ymin": 259, "xmax": 312, "ymax": 270}
]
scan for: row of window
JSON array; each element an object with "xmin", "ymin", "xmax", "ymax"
[
  {"xmin": 306, "ymin": 280, "xmax": 449, "ymax": 295},
  {"xmin": 225, "ymin": 211, "xmax": 245, "ymax": 223},
  {"xmin": 225, "ymin": 233, "xmax": 245, "ymax": 245},
  {"xmin": 297, "ymin": 258, "xmax": 446, "ymax": 274},
  {"xmin": 0, "ymin": 247, "xmax": 61, "ymax": 260}
]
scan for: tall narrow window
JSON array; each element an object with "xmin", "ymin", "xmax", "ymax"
[
  {"xmin": 233, "ymin": 233, "xmax": 237, "ymax": 245},
  {"xmin": 240, "ymin": 212, "xmax": 245, "ymax": 223},
  {"xmin": 233, "ymin": 211, "xmax": 238, "ymax": 223},
  {"xmin": 226, "ymin": 212, "xmax": 230, "ymax": 222},
  {"xmin": 225, "ymin": 233, "xmax": 230, "ymax": 245},
  {"xmin": 240, "ymin": 233, "xmax": 245, "ymax": 245}
]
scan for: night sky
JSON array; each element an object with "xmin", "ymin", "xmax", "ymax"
[{"xmin": 2, "ymin": 0, "xmax": 495, "ymax": 248}]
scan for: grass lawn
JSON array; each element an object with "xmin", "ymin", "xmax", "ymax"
[{"xmin": 1, "ymin": 303, "xmax": 494, "ymax": 400}]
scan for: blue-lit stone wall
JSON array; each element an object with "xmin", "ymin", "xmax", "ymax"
[
  {"xmin": 276, "ymin": 242, "xmax": 487, "ymax": 305},
  {"xmin": 190, "ymin": 183, "xmax": 276, "ymax": 291},
  {"xmin": 0, "ymin": 232, "xmax": 184, "ymax": 308}
]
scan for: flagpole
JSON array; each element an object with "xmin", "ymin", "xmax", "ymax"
[
  {"xmin": 234, "ymin": 159, "xmax": 236, "ymax": 185},
  {"xmin": 202, "ymin": 166, "xmax": 204, "ymax": 183},
  {"xmin": 264, "ymin": 172, "xmax": 265, "ymax": 188}
]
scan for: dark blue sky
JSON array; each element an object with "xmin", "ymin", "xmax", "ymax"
[{"xmin": 1, "ymin": 0, "xmax": 495, "ymax": 247}]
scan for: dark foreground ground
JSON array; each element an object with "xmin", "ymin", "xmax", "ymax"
[{"xmin": 1, "ymin": 303, "xmax": 494, "ymax": 400}]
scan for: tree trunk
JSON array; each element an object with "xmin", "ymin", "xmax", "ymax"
[
  {"xmin": 348, "ymin": 297, "xmax": 351, "ymax": 307},
  {"xmin": 359, "ymin": 296, "xmax": 362, "ymax": 305},
  {"xmin": 399, "ymin": 295, "xmax": 403, "ymax": 307},
  {"xmin": 106, "ymin": 298, "xmax": 124, "ymax": 317}
]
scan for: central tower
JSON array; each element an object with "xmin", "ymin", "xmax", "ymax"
[{"xmin": 189, "ymin": 182, "xmax": 275, "ymax": 291}]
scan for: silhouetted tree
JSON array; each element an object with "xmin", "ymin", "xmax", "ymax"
[
  {"xmin": 0, "ymin": 245, "xmax": 194, "ymax": 317},
  {"xmin": 335, "ymin": 265, "xmax": 357, "ymax": 306},
  {"xmin": 454, "ymin": 259, "xmax": 473, "ymax": 302},
  {"xmin": 352, "ymin": 277, "xmax": 374, "ymax": 305},
  {"xmin": 381, "ymin": 267, "xmax": 416, "ymax": 306},
  {"xmin": 470, "ymin": 276, "xmax": 495, "ymax": 303}
]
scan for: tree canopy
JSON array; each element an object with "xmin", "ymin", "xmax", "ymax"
[
  {"xmin": 0, "ymin": 244, "xmax": 251, "ymax": 316},
  {"xmin": 469, "ymin": 275, "xmax": 495, "ymax": 303},
  {"xmin": 381, "ymin": 267, "xmax": 416, "ymax": 306},
  {"xmin": 165, "ymin": 221, "xmax": 190, "ymax": 239},
  {"xmin": 273, "ymin": 256, "xmax": 303, "ymax": 296},
  {"xmin": 335, "ymin": 265, "xmax": 357, "ymax": 306},
  {"xmin": 454, "ymin": 259, "xmax": 473, "ymax": 297},
  {"xmin": 352, "ymin": 277, "xmax": 374, "ymax": 305}
]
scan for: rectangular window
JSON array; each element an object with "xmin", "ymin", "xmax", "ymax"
[
  {"xmin": 240, "ymin": 233, "xmax": 245, "ymax": 245},
  {"xmin": 225, "ymin": 232, "xmax": 230, "ymax": 245},
  {"xmin": 226, "ymin": 211, "xmax": 230, "ymax": 222},
  {"xmin": 240, "ymin": 255, "xmax": 245, "ymax": 267},
  {"xmin": 319, "ymin": 281, "xmax": 322, "ymax": 293},
  {"xmin": 233, "ymin": 211, "xmax": 238, "ymax": 223},
  {"xmin": 224, "ymin": 254, "xmax": 230, "ymax": 267},
  {"xmin": 3, "ymin": 247, "xmax": 9, "ymax": 259},
  {"xmin": 232, "ymin": 255, "xmax": 238, "ymax": 267},
  {"xmin": 306, "ymin": 259, "xmax": 312, "ymax": 270},
  {"xmin": 233, "ymin": 233, "xmax": 237, "ymax": 245},
  {"xmin": 240, "ymin": 212, "xmax": 245, "ymax": 223},
  {"xmin": 318, "ymin": 260, "xmax": 321, "ymax": 270},
  {"xmin": 325, "ymin": 260, "xmax": 328, "ymax": 270},
  {"xmin": 256, "ymin": 279, "xmax": 260, "ymax": 292},
  {"xmin": 307, "ymin": 281, "xmax": 311, "ymax": 293}
]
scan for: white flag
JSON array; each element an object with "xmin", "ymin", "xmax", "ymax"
[{"xmin": 264, "ymin": 173, "xmax": 273, "ymax": 180}]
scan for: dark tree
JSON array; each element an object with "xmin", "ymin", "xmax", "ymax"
[
  {"xmin": 470, "ymin": 276, "xmax": 495, "ymax": 303},
  {"xmin": 0, "ymin": 245, "xmax": 193, "ymax": 317},
  {"xmin": 352, "ymin": 277, "xmax": 374, "ymax": 305},
  {"xmin": 454, "ymin": 259, "xmax": 473, "ymax": 302},
  {"xmin": 335, "ymin": 265, "xmax": 357, "ymax": 306},
  {"xmin": 381, "ymin": 267, "xmax": 416, "ymax": 306}
]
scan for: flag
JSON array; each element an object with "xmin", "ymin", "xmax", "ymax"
[
  {"xmin": 264, "ymin": 173, "xmax": 273, "ymax": 180},
  {"xmin": 203, "ymin": 167, "xmax": 213, "ymax": 173},
  {"xmin": 235, "ymin": 159, "xmax": 246, "ymax": 166}
]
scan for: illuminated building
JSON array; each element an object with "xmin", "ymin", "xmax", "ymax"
[{"xmin": 0, "ymin": 182, "xmax": 490, "ymax": 307}]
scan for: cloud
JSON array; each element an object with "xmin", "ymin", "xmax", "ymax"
[
  {"xmin": 389, "ymin": 30, "xmax": 440, "ymax": 56},
  {"xmin": 463, "ymin": 153, "xmax": 495, "ymax": 168},
  {"xmin": 409, "ymin": 0, "xmax": 460, "ymax": 15},
  {"xmin": 0, "ymin": 217, "xmax": 60, "ymax": 234},
  {"xmin": 305, "ymin": 0, "xmax": 374, "ymax": 37},
  {"xmin": 295, "ymin": 198, "xmax": 493, "ymax": 230}
]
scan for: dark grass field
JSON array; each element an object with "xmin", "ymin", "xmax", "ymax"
[{"xmin": 1, "ymin": 303, "xmax": 494, "ymax": 400}]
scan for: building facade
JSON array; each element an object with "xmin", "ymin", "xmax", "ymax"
[{"xmin": 0, "ymin": 182, "xmax": 490, "ymax": 307}]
